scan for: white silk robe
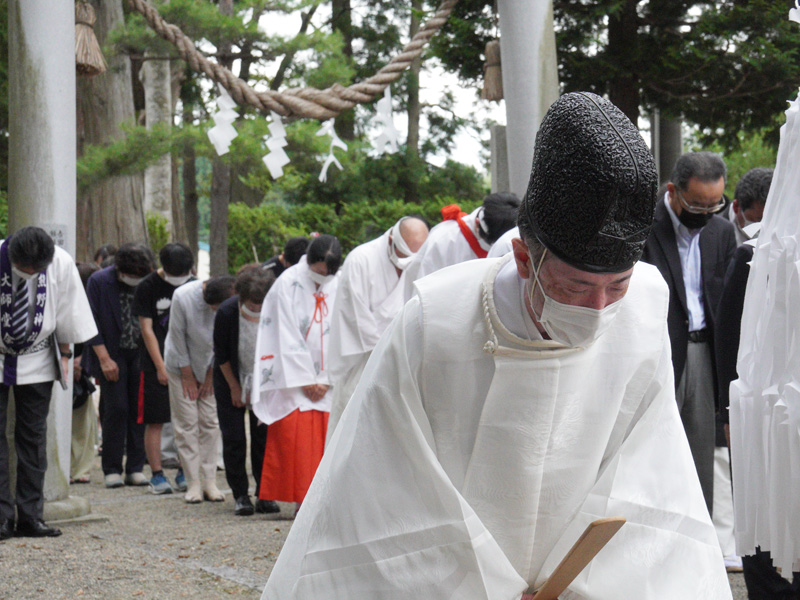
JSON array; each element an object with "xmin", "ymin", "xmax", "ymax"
[
  {"xmin": 326, "ymin": 231, "xmax": 404, "ymax": 444},
  {"xmin": 402, "ymin": 207, "xmax": 482, "ymax": 301},
  {"xmin": 261, "ymin": 257, "xmax": 731, "ymax": 600},
  {"xmin": 251, "ymin": 258, "xmax": 339, "ymax": 426},
  {"xmin": 487, "ymin": 226, "xmax": 520, "ymax": 259}
]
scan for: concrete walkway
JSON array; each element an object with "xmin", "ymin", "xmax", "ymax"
[{"xmin": 0, "ymin": 457, "xmax": 749, "ymax": 599}]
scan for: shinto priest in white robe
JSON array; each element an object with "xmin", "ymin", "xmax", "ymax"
[
  {"xmin": 403, "ymin": 206, "xmax": 484, "ymax": 301},
  {"xmin": 326, "ymin": 230, "xmax": 405, "ymax": 444},
  {"xmin": 252, "ymin": 257, "xmax": 339, "ymax": 426},
  {"xmin": 261, "ymin": 255, "xmax": 731, "ymax": 600}
]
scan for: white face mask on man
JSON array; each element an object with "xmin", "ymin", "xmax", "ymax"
[
  {"xmin": 164, "ymin": 273, "xmax": 191, "ymax": 287},
  {"xmin": 528, "ymin": 250, "xmax": 622, "ymax": 348},
  {"xmin": 308, "ymin": 269, "xmax": 334, "ymax": 286},
  {"xmin": 387, "ymin": 222, "xmax": 418, "ymax": 270},
  {"xmin": 11, "ymin": 266, "xmax": 37, "ymax": 281}
]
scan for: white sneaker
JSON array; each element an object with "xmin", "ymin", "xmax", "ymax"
[
  {"xmin": 124, "ymin": 472, "xmax": 149, "ymax": 486},
  {"xmin": 104, "ymin": 473, "xmax": 124, "ymax": 489},
  {"xmin": 724, "ymin": 555, "xmax": 743, "ymax": 572}
]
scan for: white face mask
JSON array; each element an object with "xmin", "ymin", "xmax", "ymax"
[
  {"xmin": 308, "ymin": 269, "xmax": 334, "ymax": 286},
  {"xmin": 11, "ymin": 266, "xmax": 37, "ymax": 280},
  {"xmin": 240, "ymin": 303, "xmax": 261, "ymax": 319},
  {"xmin": 387, "ymin": 221, "xmax": 418, "ymax": 271},
  {"xmin": 736, "ymin": 213, "xmax": 757, "ymax": 239},
  {"xmin": 119, "ymin": 274, "xmax": 144, "ymax": 287},
  {"xmin": 164, "ymin": 273, "xmax": 191, "ymax": 287},
  {"xmin": 528, "ymin": 251, "xmax": 622, "ymax": 348}
]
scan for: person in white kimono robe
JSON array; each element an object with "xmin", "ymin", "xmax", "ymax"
[
  {"xmin": 252, "ymin": 235, "xmax": 341, "ymax": 509},
  {"xmin": 326, "ymin": 217, "xmax": 429, "ymax": 444},
  {"xmin": 487, "ymin": 226, "xmax": 520, "ymax": 259},
  {"xmin": 260, "ymin": 93, "xmax": 731, "ymax": 600},
  {"xmin": 0, "ymin": 227, "xmax": 97, "ymax": 539},
  {"xmin": 403, "ymin": 193, "xmax": 520, "ymax": 301}
]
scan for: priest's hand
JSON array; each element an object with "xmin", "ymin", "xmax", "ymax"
[
  {"xmin": 521, "ymin": 595, "xmax": 535, "ymax": 600},
  {"xmin": 100, "ymin": 356, "xmax": 119, "ymax": 382},
  {"xmin": 181, "ymin": 367, "xmax": 199, "ymax": 401}
]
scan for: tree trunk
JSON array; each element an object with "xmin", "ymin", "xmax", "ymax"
[
  {"xmin": 182, "ymin": 103, "xmax": 199, "ymax": 259},
  {"xmin": 209, "ymin": 0, "xmax": 234, "ymax": 275},
  {"xmin": 169, "ymin": 61, "xmax": 188, "ymax": 245},
  {"xmin": 404, "ymin": 0, "xmax": 423, "ymax": 203},
  {"xmin": 331, "ymin": 0, "xmax": 355, "ymax": 140},
  {"xmin": 76, "ymin": 0, "xmax": 147, "ymax": 261},
  {"xmin": 607, "ymin": 0, "xmax": 640, "ymax": 126}
]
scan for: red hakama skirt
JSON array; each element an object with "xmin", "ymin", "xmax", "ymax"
[{"xmin": 259, "ymin": 408, "xmax": 329, "ymax": 503}]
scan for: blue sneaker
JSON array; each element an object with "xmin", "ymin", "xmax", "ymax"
[
  {"xmin": 149, "ymin": 473, "xmax": 173, "ymax": 495},
  {"xmin": 174, "ymin": 469, "xmax": 187, "ymax": 493}
]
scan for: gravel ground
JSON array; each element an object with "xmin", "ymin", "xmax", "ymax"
[{"xmin": 0, "ymin": 456, "xmax": 749, "ymax": 599}]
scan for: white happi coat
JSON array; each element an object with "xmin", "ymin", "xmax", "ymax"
[
  {"xmin": 262, "ymin": 256, "xmax": 731, "ymax": 600},
  {"xmin": 326, "ymin": 231, "xmax": 404, "ymax": 443},
  {"xmin": 403, "ymin": 207, "xmax": 483, "ymax": 301},
  {"xmin": 0, "ymin": 243, "xmax": 97, "ymax": 384},
  {"xmin": 251, "ymin": 258, "xmax": 339, "ymax": 426}
]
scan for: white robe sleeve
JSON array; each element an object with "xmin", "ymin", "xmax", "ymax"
[
  {"xmin": 54, "ymin": 248, "xmax": 98, "ymax": 344},
  {"xmin": 262, "ymin": 298, "xmax": 528, "ymax": 600},
  {"xmin": 540, "ymin": 335, "xmax": 732, "ymax": 600}
]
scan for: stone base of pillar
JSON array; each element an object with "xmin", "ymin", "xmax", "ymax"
[{"xmin": 44, "ymin": 495, "xmax": 91, "ymax": 521}]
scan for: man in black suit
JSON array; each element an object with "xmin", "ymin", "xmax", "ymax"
[{"xmin": 641, "ymin": 151, "xmax": 737, "ymax": 514}]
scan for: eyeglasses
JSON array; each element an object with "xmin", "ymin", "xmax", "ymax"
[{"xmin": 675, "ymin": 189, "xmax": 727, "ymax": 214}]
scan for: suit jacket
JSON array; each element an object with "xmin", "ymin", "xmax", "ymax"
[
  {"xmin": 641, "ymin": 199, "xmax": 737, "ymax": 402},
  {"xmin": 83, "ymin": 265, "xmax": 125, "ymax": 379}
]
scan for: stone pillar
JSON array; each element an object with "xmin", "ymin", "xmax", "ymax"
[
  {"xmin": 651, "ymin": 110, "xmax": 683, "ymax": 185},
  {"xmin": 8, "ymin": 0, "xmax": 89, "ymax": 519},
  {"xmin": 490, "ymin": 125, "xmax": 511, "ymax": 193},
  {"xmin": 498, "ymin": 0, "xmax": 560, "ymax": 198}
]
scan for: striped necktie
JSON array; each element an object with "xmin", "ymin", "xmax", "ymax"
[{"xmin": 11, "ymin": 277, "xmax": 30, "ymax": 341}]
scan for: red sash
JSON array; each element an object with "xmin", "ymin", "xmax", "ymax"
[{"xmin": 440, "ymin": 204, "xmax": 488, "ymax": 258}]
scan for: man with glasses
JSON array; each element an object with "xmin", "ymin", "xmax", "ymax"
[{"xmin": 642, "ymin": 151, "xmax": 737, "ymax": 515}]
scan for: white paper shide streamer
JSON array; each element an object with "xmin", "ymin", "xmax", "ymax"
[
  {"xmin": 729, "ymin": 70, "xmax": 800, "ymax": 573},
  {"xmin": 207, "ymin": 85, "xmax": 238, "ymax": 156},
  {"xmin": 316, "ymin": 120, "xmax": 347, "ymax": 182},
  {"xmin": 373, "ymin": 87, "xmax": 400, "ymax": 154},
  {"xmin": 263, "ymin": 111, "xmax": 290, "ymax": 179}
]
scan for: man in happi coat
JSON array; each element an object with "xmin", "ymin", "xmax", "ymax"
[
  {"xmin": 403, "ymin": 192, "xmax": 520, "ymax": 301},
  {"xmin": 0, "ymin": 227, "xmax": 97, "ymax": 540},
  {"xmin": 325, "ymin": 216, "xmax": 429, "ymax": 444},
  {"xmin": 252, "ymin": 235, "xmax": 341, "ymax": 511},
  {"xmin": 260, "ymin": 93, "xmax": 731, "ymax": 600}
]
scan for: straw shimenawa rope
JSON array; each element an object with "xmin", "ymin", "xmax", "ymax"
[
  {"xmin": 128, "ymin": 0, "xmax": 460, "ymax": 120},
  {"xmin": 76, "ymin": 1, "xmax": 107, "ymax": 77}
]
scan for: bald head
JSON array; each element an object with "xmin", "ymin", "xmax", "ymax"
[{"xmin": 397, "ymin": 217, "xmax": 429, "ymax": 253}]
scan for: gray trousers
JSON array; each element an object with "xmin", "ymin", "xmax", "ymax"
[
  {"xmin": 676, "ymin": 339, "xmax": 715, "ymax": 515},
  {"xmin": 0, "ymin": 382, "xmax": 54, "ymax": 522}
]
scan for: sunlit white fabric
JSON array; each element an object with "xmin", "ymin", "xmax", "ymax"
[
  {"xmin": 486, "ymin": 226, "xmax": 520, "ymax": 259},
  {"xmin": 326, "ymin": 231, "xmax": 405, "ymax": 443},
  {"xmin": 262, "ymin": 256, "xmax": 730, "ymax": 600},
  {"xmin": 402, "ymin": 207, "xmax": 482, "ymax": 301}
]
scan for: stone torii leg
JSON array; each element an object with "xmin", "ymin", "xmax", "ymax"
[{"xmin": 498, "ymin": 0, "xmax": 560, "ymax": 198}]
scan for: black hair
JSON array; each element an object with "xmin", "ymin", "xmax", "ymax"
[
  {"xmin": 76, "ymin": 261, "xmax": 100, "ymax": 290},
  {"xmin": 93, "ymin": 244, "xmax": 118, "ymax": 264},
  {"xmin": 283, "ymin": 237, "xmax": 310, "ymax": 266},
  {"xmin": 480, "ymin": 193, "xmax": 521, "ymax": 243},
  {"xmin": 735, "ymin": 167, "xmax": 773, "ymax": 212},
  {"xmin": 670, "ymin": 152, "xmax": 727, "ymax": 191},
  {"xmin": 159, "ymin": 242, "xmax": 194, "ymax": 276},
  {"xmin": 236, "ymin": 265, "xmax": 275, "ymax": 304},
  {"xmin": 516, "ymin": 206, "xmax": 547, "ymax": 265},
  {"xmin": 8, "ymin": 226, "xmax": 56, "ymax": 272},
  {"xmin": 203, "ymin": 275, "xmax": 236, "ymax": 306},
  {"xmin": 115, "ymin": 243, "xmax": 156, "ymax": 278},
  {"xmin": 306, "ymin": 234, "xmax": 342, "ymax": 276}
]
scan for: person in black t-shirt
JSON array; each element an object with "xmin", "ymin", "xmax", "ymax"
[
  {"xmin": 261, "ymin": 237, "xmax": 309, "ymax": 279},
  {"xmin": 133, "ymin": 243, "xmax": 194, "ymax": 495}
]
